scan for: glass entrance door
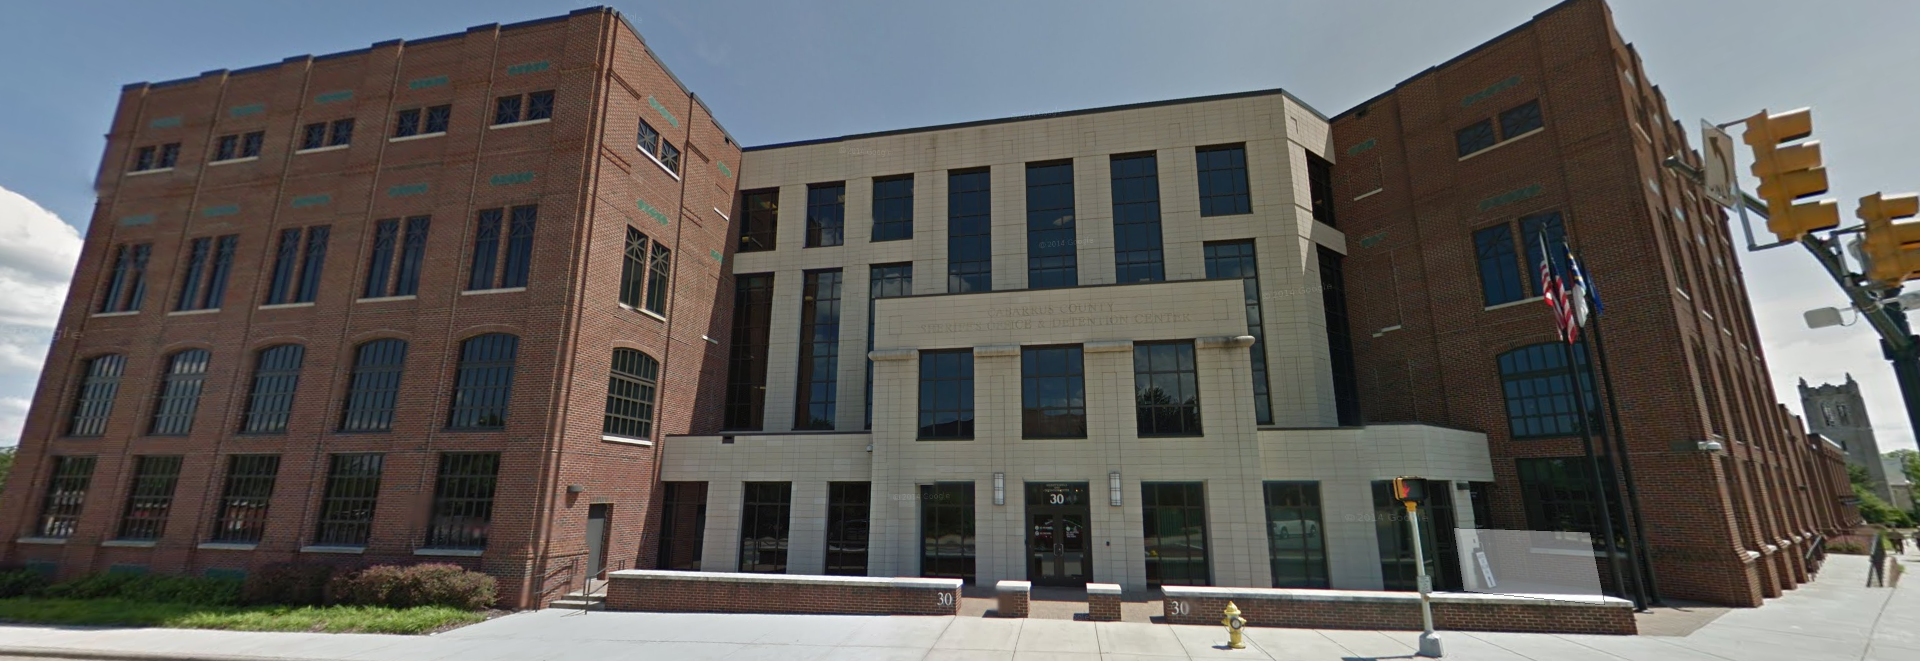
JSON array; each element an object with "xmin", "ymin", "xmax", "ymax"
[{"xmin": 1026, "ymin": 482, "xmax": 1091, "ymax": 586}]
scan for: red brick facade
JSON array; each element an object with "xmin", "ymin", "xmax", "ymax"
[
  {"xmin": 0, "ymin": 8, "xmax": 739, "ymax": 609},
  {"xmin": 1329, "ymin": 0, "xmax": 1857, "ymax": 606}
]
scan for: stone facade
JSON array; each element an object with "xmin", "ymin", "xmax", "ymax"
[{"xmin": 1801, "ymin": 375, "xmax": 1896, "ymax": 505}]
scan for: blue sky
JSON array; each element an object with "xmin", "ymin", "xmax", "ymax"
[{"xmin": 0, "ymin": 0, "xmax": 1914, "ymax": 449}]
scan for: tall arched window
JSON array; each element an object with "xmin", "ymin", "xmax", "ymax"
[
  {"xmin": 149, "ymin": 349, "xmax": 211, "ymax": 435},
  {"xmin": 241, "ymin": 345, "xmax": 305, "ymax": 434},
  {"xmin": 1497, "ymin": 343, "xmax": 1599, "ymax": 439},
  {"xmin": 604, "ymin": 349, "xmax": 659, "ymax": 440},
  {"xmin": 68, "ymin": 354, "xmax": 127, "ymax": 437},
  {"xmin": 340, "ymin": 339, "xmax": 408, "ymax": 432},
  {"xmin": 448, "ymin": 334, "xmax": 518, "ymax": 429}
]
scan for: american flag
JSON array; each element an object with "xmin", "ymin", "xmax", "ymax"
[{"xmin": 1539, "ymin": 234, "xmax": 1576, "ymax": 343}]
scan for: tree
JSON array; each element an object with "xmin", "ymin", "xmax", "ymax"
[
  {"xmin": 1853, "ymin": 461, "xmax": 1914, "ymax": 527},
  {"xmin": 1886, "ymin": 449, "xmax": 1920, "ymax": 486},
  {"xmin": 0, "ymin": 446, "xmax": 12, "ymax": 493}
]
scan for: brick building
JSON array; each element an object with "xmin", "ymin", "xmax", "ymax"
[
  {"xmin": 0, "ymin": 8, "xmax": 740, "ymax": 609},
  {"xmin": 1, "ymin": 0, "xmax": 1856, "ymax": 610},
  {"xmin": 1329, "ymin": 0, "xmax": 1856, "ymax": 605}
]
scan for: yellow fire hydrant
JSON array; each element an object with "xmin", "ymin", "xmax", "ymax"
[{"xmin": 1222, "ymin": 601, "xmax": 1247, "ymax": 649}]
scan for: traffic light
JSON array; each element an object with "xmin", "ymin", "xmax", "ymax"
[
  {"xmin": 1391, "ymin": 477, "xmax": 1426, "ymax": 504},
  {"xmin": 1859, "ymin": 192, "xmax": 1920, "ymax": 287},
  {"xmin": 1743, "ymin": 108, "xmax": 1840, "ymax": 241}
]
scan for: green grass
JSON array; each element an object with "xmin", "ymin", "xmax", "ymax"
[{"xmin": 0, "ymin": 598, "xmax": 486, "ymax": 634}]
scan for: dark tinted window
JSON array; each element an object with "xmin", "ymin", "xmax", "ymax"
[
  {"xmin": 176, "ymin": 235, "xmax": 237, "ymax": 311},
  {"xmin": 149, "ymin": 349, "xmax": 210, "ymax": 436},
  {"xmin": 424, "ymin": 453, "xmax": 499, "ymax": 550},
  {"xmin": 1025, "ymin": 161, "xmax": 1077, "ymax": 289},
  {"xmin": 638, "ymin": 119, "xmax": 660, "ymax": 155},
  {"xmin": 448, "ymin": 334, "xmax": 518, "ymax": 430},
  {"xmin": 1204, "ymin": 241, "xmax": 1271, "ymax": 424},
  {"xmin": 1500, "ymin": 99, "xmax": 1544, "ymax": 138},
  {"xmin": 947, "ymin": 169, "xmax": 992, "ymax": 293},
  {"xmin": 468, "ymin": 206, "xmax": 535, "ymax": 290},
  {"xmin": 1134, "ymin": 341, "xmax": 1200, "ymax": 436},
  {"xmin": 825, "ymin": 482, "xmax": 871, "ymax": 576},
  {"xmin": 1142, "ymin": 482, "xmax": 1209, "ymax": 586},
  {"xmin": 920, "ymin": 482, "xmax": 975, "ymax": 582},
  {"xmin": 68, "ymin": 355, "xmax": 126, "ymax": 437},
  {"xmin": 794, "ymin": 270, "xmax": 843, "ymax": 429},
  {"xmin": 302, "ymin": 123, "xmax": 327, "ymax": 150},
  {"xmin": 805, "ymin": 183, "xmax": 846, "ymax": 247},
  {"xmin": 527, "ymin": 91, "xmax": 555, "ymax": 121},
  {"xmin": 918, "ymin": 350, "xmax": 974, "ymax": 439},
  {"xmin": 871, "ymin": 175, "xmax": 914, "ymax": 241},
  {"xmin": 739, "ymin": 189, "xmax": 778, "ymax": 253},
  {"xmin": 240, "ymin": 344, "xmax": 304, "ymax": 434},
  {"xmin": 1110, "ymin": 153, "xmax": 1165, "ymax": 284},
  {"xmin": 1021, "ymin": 345, "xmax": 1085, "ymax": 438},
  {"xmin": 394, "ymin": 109, "xmax": 422, "ymax": 137},
  {"xmin": 98, "ymin": 243, "xmax": 151, "ymax": 313},
  {"xmin": 265, "ymin": 227, "xmax": 327, "ymax": 305},
  {"xmin": 620, "ymin": 227, "xmax": 649, "ymax": 308},
  {"xmin": 341, "ymin": 339, "xmax": 407, "ymax": 432},
  {"xmin": 424, "ymin": 105, "xmax": 451, "ymax": 133},
  {"xmin": 739, "ymin": 482, "xmax": 792, "ymax": 573},
  {"xmin": 604, "ymin": 349, "xmax": 659, "ymax": 440},
  {"xmin": 1456, "ymin": 119, "xmax": 1496, "ymax": 156},
  {"xmin": 394, "ymin": 217, "xmax": 429, "ymax": 297},
  {"xmin": 210, "ymin": 455, "xmax": 279, "ymax": 544},
  {"xmin": 363, "ymin": 219, "xmax": 399, "ymax": 298},
  {"xmin": 1196, "ymin": 145, "xmax": 1250, "ymax": 216},
  {"xmin": 35, "ymin": 456, "xmax": 96, "ymax": 539},
  {"xmin": 644, "ymin": 242, "xmax": 671, "ymax": 314},
  {"xmin": 115, "ymin": 455, "xmax": 183, "ymax": 541},
  {"xmin": 1318, "ymin": 247, "xmax": 1360, "ymax": 426},
  {"xmin": 724, "ymin": 274, "xmax": 775, "ymax": 430},
  {"xmin": 1520, "ymin": 211, "xmax": 1567, "ymax": 296},
  {"xmin": 867, "ymin": 263, "xmax": 912, "ymax": 429},
  {"xmin": 1517, "ymin": 457, "xmax": 1625, "ymax": 551},
  {"xmin": 658, "ymin": 482, "xmax": 707, "ymax": 570},
  {"xmin": 1474, "ymin": 225, "xmax": 1524, "ymax": 306},
  {"xmin": 1499, "ymin": 343, "xmax": 1600, "ymax": 439},
  {"xmin": 1306, "ymin": 152, "xmax": 1336, "ymax": 227},
  {"xmin": 314, "ymin": 454, "xmax": 382, "ymax": 547},
  {"xmin": 1264, "ymin": 482, "xmax": 1328, "ymax": 588}
]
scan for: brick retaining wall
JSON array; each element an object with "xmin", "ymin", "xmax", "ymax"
[
  {"xmin": 605, "ymin": 570, "xmax": 962, "ymax": 616},
  {"xmin": 1160, "ymin": 586, "xmax": 1635, "ymax": 635}
]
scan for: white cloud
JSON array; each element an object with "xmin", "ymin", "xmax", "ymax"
[{"xmin": 0, "ymin": 185, "xmax": 81, "ymax": 447}]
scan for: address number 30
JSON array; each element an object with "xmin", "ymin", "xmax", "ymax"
[{"xmin": 938, "ymin": 592, "xmax": 955, "ymax": 607}]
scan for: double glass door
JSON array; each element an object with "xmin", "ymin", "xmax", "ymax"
[{"xmin": 1026, "ymin": 482, "xmax": 1091, "ymax": 586}]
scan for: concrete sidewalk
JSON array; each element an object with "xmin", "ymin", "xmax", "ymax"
[{"xmin": 0, "ymin": 553, "xmax": 1903, "ymax": 660}]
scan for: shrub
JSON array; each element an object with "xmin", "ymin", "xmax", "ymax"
[
  {"xmin": 242, "ymin": 563, "xmax": 339, "ymax": 607},
  {"xmin": 40, "ymin": 573, "xmax": 240, "ymax": 606},
  {"xmin": 1829, "ymin": 541, "xmax": 1867, "ymax": 555},
  {"xmin": 0, "ymin": 569, "xmax": 49, "ymax": 599},
  {"xmin": 330, "ymin": 564, "xmax": 495, "ymax": 610}
]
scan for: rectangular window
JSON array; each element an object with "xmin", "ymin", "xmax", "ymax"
[
  {"xmin": 1474, "ymin": 225, "xmax": 1525, "ymax": 306},
  {"xmin": 794, "ymin": 269, "xmax": 843, "ymax": 430},
  {"xmin": 394, "ymin": 105, "xmax": 451, "ymax": 137},
  {"xmin": 739, "ymin": 189, "xmax": 778, "ymax": 252},
  {"xmin": 1263, "ymin": 481, "xmax": 1328, "ymax": 588},
  {"xmin": 158, "ymin": 143, "xmax": 179, "ymax": 168},
  {"xmin": 212, "ymin": 131, "xmax": 264, "ymax": 161},
  {"xmin": 240, "ymin": 345, "xmax": 304, "ymax": 434},
  {"xmin": 493, "ymin": 95, "xmax": 522, "ymax": 125},
  {"xmin": 493, "ymin": 90, "xmax": 552, "ymax": 125},
  {"xmin": 1500, "ymin": 99, "xmax": 1544, "ymax": 138},
  {"xmin": 35, "ymin": 456, "xmax": 96, "ymax": 539},
  {"xmin": 98, "ymin": 243, "xmax": 151, "ymax": 313},
  {"xmin": 658, "ymin": 482, "xmax": 707, "ymax": 571},
  {"xmin": 67, "ymin": 355, "xmax": 126, "ymax": 437},
  {"xmin": 115, "ymin": 455, "xmax": 183, "ymax": 541},
  {"xmin": 362, "ymin": 215, "xmax": 428, "ymax": 297},
  {"xmin": 805, "ymin": 183, "xmax": 846, "ymax": 247},
  {"xmin": 739, "ymin": 482, "xmax": 792, "ymax": 573},
  {"xmin": 866, "ymin": 263, "xmax": 912, "ymax": 429},
  {"xmin": 825, "ymin": 482, "xmax": 871, "ymax": 576},
  {"xmin": 131, "ymin": 144, "xmax": 178, "ymax": 172},
  {"xmin": 1456, "ymin": 119, "xmax": 1496, "ymax": 157},
  {"xmin": 947, "ymin": 169, "xmax": 992, "ymax": 293},
  {"xmin": 1134, "ymin": 341, "xmax": 1200, "ymax": 436},
  {"xmin": 919, "ymin": 482, "xmax": 975, "ymax": 582},
  {"xmin": 644, "ymin": 242, "xmax": 670, "ymax": 314},
  {"xmin": 242, "ymin": 131, "xmax": 263, "ymax": 158},
  {"xmin": 637, "ymin": 119, "xmax": 660, "ymax": 156},
  {"xmin": 619, "ymin": 227, "xmax": 649, "ymax": 308},
  {"xmin": 148, "ymin": 350, "xmax": 210, "ymax": 436},
  {"xmin": 1196, "ymin": 144, "xmax": 1251, "ymax": 216},
  {"xmin": 424, "ymin": 453, "xmax": 499, "ymax": 550},
  {"xmin": 636, "ymin": 118, "xmax": 680, "ymax": 174},
  {"xmin": 134, "ymin": 146, "xmax": 155, "ymax": 171},
  {"xmin": 1520, "ymin": 211, "xmax": 1567, "ymax": 296},
  {"xmin": 1021, "ymin": 345, "xmax": 1086, "ymax": 439},
  {"xmin": 1110, "ymin": 153, "xmax": 1165, "ymax": 283},
  {"xmin": 1306, "ymin": 152, "xmax": 1337, "ymax": 227},
  {"xmin": 1516, "ymin": 458, "xmax": 1625, "ymax": 552},
  {"xmin": 468, "ymin": 206, "xmax": 535, "ymax": 290},
  {"xmin": 917, "ymin": 350, "xmax": 974, "ymax": 439},
  {"xmin": 265, "ymin": 226, "xmax": 327, "ymax": 305},
  {"xmin": 871, "ymin": 175, "xmax": 914, "ymax": 241},
  {"xmin": 174, "ymin": 235, "xmax": 237, "ymax": 311},
  {"xmin": 1372, "ymin": 480, "xmax": 1443, "ymax": 591},
  {"xmin": 301, "ymin": 119, "xmax": 354, "ymax": 150},
  {"xmin": 340, "ymin": 340, "xmax": 407, "ymax": 432},
  {"xmin": 1142, "ymin": 482, "xmax": 1209, "ymax": 586},
  {"xmin": 659, "ymin": 141, "xmax": 681, "ymax": 175},
  {"xmin": 724, "ymin": 274, "xmax": 775, "ymax": 430},
  {"xmin": 210, "ymin": 455, "xmax": 279, "ymax": 544},
  {"xmin": 1204, "ymin": 241, "xmax": 1272, "ymax": 424},
  {"xmin": 1499, "ymin": 343, "xmax": 1600, "ymax": 439},
  {"xmin": 329, "ymin": 118, "xmax": 354, "ymax": 146},
  {"xmin": 1025, "ymin": 161, "xmax": 1077, "ymax": 289},
  {"xmin": 301, "ymin": 123, "xmax": 326, "ymax": 150},
  {"xmin": 314, "ymin": 454, "xmax": 383, "ymax": 547},
  {"xmin": 1318, "ymin": 247, "xmax": 1361, "ymax": 426}
]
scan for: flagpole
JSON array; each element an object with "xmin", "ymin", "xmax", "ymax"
[
  {"xmin": 1586, "ymin": 303, "xmax": 1662, "ymax": 607},
  {"xmin": 1560, "ymin": 338, "xmax": 1631, "ymax": 604}
]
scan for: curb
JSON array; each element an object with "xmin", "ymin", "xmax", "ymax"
[{"xmin": 0, "ymin": 646, "xmax": 310, "ymax": 661}]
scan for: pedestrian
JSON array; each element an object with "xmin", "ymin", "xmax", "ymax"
[
  {"xmin": 1869, "ymin": 535, "xmax": 1888, "ymax": 587},
  {"xmin": 1892, "ymin": 529, "xmax": 1907, "ymax": 555}
]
